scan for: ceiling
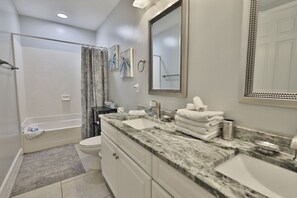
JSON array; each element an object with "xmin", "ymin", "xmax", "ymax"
[{"xmin": 12, "ymin": 0, "xmax": 120, "ymax": 31}]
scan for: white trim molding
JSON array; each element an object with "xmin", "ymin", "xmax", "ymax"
[{"xmin": 0, "ymin": 149, "xmax": 23, "ymax": 198}]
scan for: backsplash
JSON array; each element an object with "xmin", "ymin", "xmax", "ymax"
[{"xmin": 235, "ymin": 126, "xmax": 293, "ymax": 155}]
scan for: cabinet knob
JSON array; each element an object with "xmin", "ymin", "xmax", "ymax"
[
  {"xmin": 115, "ymin": 156, "xmax": 119, "ymax": 160},
  {"xmin": 113, "ymin": 153, "xmax": 116, "ymax": 156}
]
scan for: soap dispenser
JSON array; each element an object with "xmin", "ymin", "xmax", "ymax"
[{"xmin": 290, "ymin": 134, "xmax": 297, "ymax": 160}]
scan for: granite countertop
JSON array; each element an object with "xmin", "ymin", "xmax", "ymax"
[{"xmin": 100, "ymin": 113, "xmax": 296, "ymax": 198}]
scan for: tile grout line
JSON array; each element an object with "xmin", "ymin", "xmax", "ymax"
[
  {"xmin": 60, "ymin": 182, "xmax": 63, "ymax": 198},
  {"xmin": 103, "ymin": 193, "xmax": 112, "ymax": 198}
]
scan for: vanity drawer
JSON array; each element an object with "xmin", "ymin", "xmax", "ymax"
[
  {"xmin": 118, "ymin": 132, "xmax": 152, "ymax": 175},
  {"xmin": 101, "ymin": 120, "xmax": 118, "ymax": 144},
  {"xmin": 152, "ymin": 155, "xmax": 215, "ymax": 198}
]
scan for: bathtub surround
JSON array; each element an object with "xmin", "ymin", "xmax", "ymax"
[
  {"xmin": 21, "ymin": 114, "xmax": 81, "ymax": 153},
  {"xmin": 13, "ymin": 16, "xmax": 97, "ymax": 123},
  {"xmin": 81, "ymin": 47, "xmax": 108, "ymax": 138},
  {"xmin": 11, "ymin": 144, "xmax": 85, "ymax": 197}
]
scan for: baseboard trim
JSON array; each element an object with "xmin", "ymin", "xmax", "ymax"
[{"xmin": 0, "ymin": 149, "xmax": 23, "ymax": 198}]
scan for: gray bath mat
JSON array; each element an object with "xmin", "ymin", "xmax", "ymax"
[{"xmin": 11, "ymin": 144, "xmax": 85, "ymax": 197}]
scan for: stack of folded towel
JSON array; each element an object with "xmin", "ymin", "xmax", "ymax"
[{"xmin": 175, "ymin": 97, "xmax": 224, "ymax": 141}]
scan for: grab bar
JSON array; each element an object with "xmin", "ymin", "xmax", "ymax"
[
  {"xmin": 162, "ymin": 74, "xmax": 180, "ymax": 78},
  {"xmin": 0, "ymin": 59, "xmax": 19, "ymax": 70}
]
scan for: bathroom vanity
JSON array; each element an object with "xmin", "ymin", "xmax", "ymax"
[{"xmin": 100, "ymin": 113, "xmax": 296, "ymax": 198}]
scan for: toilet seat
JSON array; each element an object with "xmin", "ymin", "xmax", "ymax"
[{"xmin": 79, "ymin": 136, "xmax": 101, "ymax": 148}]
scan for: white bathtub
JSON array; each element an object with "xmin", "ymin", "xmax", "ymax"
[{"xmin": 21, "ymin": 113, "xmax": 82, "ymax": 153}]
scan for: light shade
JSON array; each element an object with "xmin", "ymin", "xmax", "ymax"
[
  {"xmin": 133, "ymin": 0, "xmax": 150, "ymax": 9},
  {"xmin": 57, "ymin": 13, "xmax": 68, "ymax": 19}
]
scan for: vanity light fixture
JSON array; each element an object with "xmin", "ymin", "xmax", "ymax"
[
  {"xmin": 133, "ymin": 0, "xmax": 150, "ymax": 9},
  {"xmin": 57, "ymin": 13, "xmax": 68, "ymax": 19}
]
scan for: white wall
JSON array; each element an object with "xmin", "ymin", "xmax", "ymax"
[
  {"xmin": 0, "ymin": 0, "xmax": 21, "ymax": 186},
  {"xmin": 20, "ymin": 15, "xmax": 96, "ymax": 45},
  {"xmin": 96, "ymin": 0, "xmax": 297, "ymax": 137}
]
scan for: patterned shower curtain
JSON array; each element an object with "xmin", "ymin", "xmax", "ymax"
[{"xmin": 81, "ymin": 46, "xmax": 108, "ymax": 139}]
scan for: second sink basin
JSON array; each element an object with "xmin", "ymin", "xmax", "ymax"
[
  {"xmin": 123, "ymin": 118, "xmax": 159, "ymax": 130},
  {"xmin": 215, "ymin": 154, "xmax": 297, "ymax": 198}
]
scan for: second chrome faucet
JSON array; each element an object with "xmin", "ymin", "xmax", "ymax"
[{"xmin": 150, "ymin": 100, "xmax": 161, "ymax": 119}]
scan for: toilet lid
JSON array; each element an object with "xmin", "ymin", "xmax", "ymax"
[{"xmin": 80, "ymin": 136, "xmax": 101, "ymax": 147}]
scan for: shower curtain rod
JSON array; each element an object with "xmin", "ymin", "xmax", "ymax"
[{"xmin": 11, "ymin": 33, "xmax": 107, "ymax": 49}]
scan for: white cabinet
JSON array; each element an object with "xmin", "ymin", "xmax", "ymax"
[
  {"xmin": 101, "ymin": 120, "xmax": 118, "ymax": 143},
  {"xmin": 118, "ymin": 132, "xmax": 152, "ymax": 174},
  {"xmin": 102, "ymin": 121, "xmax": 216, "ymax": 198},
  {"xmin": 152, "ymin": 181, "xmax": 173, "ymax": 198},
  {"xmin": 117, "ymin": 148, "xmax": 151, "ymax": 198},
  {"xmin": 101, "ymin": 133, "xmax": 117, "ymax": 195},
  {"xmin": 102, "ymin": 131, "xmax": 151, "ymax": 198}
]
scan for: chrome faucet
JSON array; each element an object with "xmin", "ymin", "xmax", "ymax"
[
  {"xmin": 290, "ymin": 134, "xmax": 297, "ymax": 160},
  {"xmin": 150, "ymin": 100, "xmax": 161, "ymax": 119}
]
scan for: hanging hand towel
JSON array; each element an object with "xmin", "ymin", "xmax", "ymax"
[{"xmin": 177, "ymin": 109, "xmax": 224, "ymax": 122}]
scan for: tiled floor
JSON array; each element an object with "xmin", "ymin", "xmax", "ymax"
[
  {"xmin": 12, "ymin": 170, "xmax": 114, "ymax": 198},
  {"xmin": 11, "ymin": 144, "xmax": 85, "ymax": 196},
  {"xmin": 12, "ymin": 144, "xmax": 113, "ymax": 198}
]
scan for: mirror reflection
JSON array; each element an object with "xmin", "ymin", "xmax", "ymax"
[
  {"xmin": 253, "ymin": 0, "xmax": 297, "ymax": 93},
  {"xmin": 151, "ymin": 6, "xmax": 181, "ymax": 90}
]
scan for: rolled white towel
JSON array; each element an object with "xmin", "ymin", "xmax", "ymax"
[
  {"xmin": 24, "ymin": 127, "xmax": 45, "ymax": 140},
  {"xmin": 175, "ymin": 115, "xmax": 223, "ymax": 128},
  {"xmin": 177, "ymin": 109, "xmax": 224, "ymax": 122},
  {"xmin": 176, "ymin": 126, "xmax": 221, "ymax": 141},
  {"xmin": 193, "ymin": 96, "xmax": 207, "ymax": 112},
  {"xmin": 117, "ymin": 107, "xmax": 125, "ymax": 113},
  {"xmin": 186, "ymin": 103, "xmax": 196, "ymax": 111},
  {"xmin": 128, "ymin": 110, "xmax": 146, "ymax": 116},
  {"xmin": 175, "ymin": 121, "xmax": 221, "ymax": 135}
]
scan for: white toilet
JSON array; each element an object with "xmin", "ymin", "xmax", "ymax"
[{"xmin": 79, "ymin": 136, "xmax": 102, "ymax": 170}]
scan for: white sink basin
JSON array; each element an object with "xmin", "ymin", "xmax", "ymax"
[
  {"xmin": 215, "ymin": 154, "xmax": 297, "ymax": 198},
  {"xmin": 123, "ymin": 118, "xmax": 159, "ymax": 130}
]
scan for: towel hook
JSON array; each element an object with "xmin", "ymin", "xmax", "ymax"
[{"xmin": 137, "ymin": 60, "xmax": 145, "ymax": 72}]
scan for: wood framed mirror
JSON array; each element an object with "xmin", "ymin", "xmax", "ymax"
[{"xmin": 148, "ymin": 0, "xmax": 189, "ymax": 97}]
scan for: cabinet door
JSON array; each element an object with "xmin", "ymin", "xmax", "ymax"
[
  {"xmin": 117, "ymin": 148, "xmax": 151, "ymax": 198},
  {"xmin": 152, "ymin": 180, "xmax": 173, "ymax": 198},
  {"xmin": 153, "ymin": 155, "xmax": 215, "ymax": 198},
  {"xmin": 118, "ymin": 132, "xmax": 152, "ymax": 174},
  {"xmin": 101, "ymin": 133, "xmax": 117, "ymax": 196}
]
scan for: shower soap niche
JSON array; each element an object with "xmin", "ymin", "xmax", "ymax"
[{"xmin": 61, "ymin": 95, "xmax": 71, "ymax": 101}]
